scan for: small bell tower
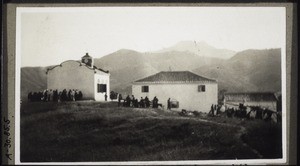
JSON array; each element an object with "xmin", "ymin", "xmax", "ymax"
[{"xmin": 81, "ymin": 53, "xmax": 93, "ymax": 67}]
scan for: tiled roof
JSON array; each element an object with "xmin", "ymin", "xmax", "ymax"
[
  {"xmin": 134, "ymin": 71, "xmax": 216, "ymax": 83},
  {"xmin": 224, "ymin": 92, "xmax": 277, "ymax": 102}
]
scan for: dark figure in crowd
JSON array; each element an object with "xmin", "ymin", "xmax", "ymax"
[
  {"xmin": 53, "ymin": 90, "xmax": 58, "ymax": 102},
  {"xmin": 263, "ymin": 109, "xmax": 273, "ymax": 121},
  {"xmin": 210, "ymin": 104, "xmax": 215, "ymax": 116},
  {"xmin": 226, "ymin": 108, "xmax": 232, "ymax": 118},
  {"xmin": 28, "ymin": 92, "xmax": 32, "ymax": 102},
  {"xmin": 237, "ymin": 103, "xmax": 247, "ymax": 118},
  {"xmin": 216, "ymin": 105, "xmax": 221, "ymax": 115},
  {"xmin": 43, "ymin": 90, "xmax": 48, "ymax": 102},
  {"xmin": 62, "ymin": 89, "xmax": 68, "ymax": 102},
  {"xmin": 167, "ymin": 98, "xmax": 171, "ymax": 110},
  {"xmin": 126, "ymin": 95, "xmax": 131, "ymax": 107},
  {"xmin": 38, "ymin": 91, "xmax": 43, "ymax": 101},
  {"xmin": 74, "ymin": 90, "xmax": 78, "ymax": 101},
  {"xmin": 140, "ymin": 97, "xmax": 145, "ymax": 108},
  {"xmin": 145, "ymin": 96, "xmax": 150, "ymax": 108},
  {"xmin": 134, "ymin": 99, "xmax": 139, "ymax": 107},
  {"xmin": 47, "ymin": 89, "xmax": 52, "ymax": 101},
  {"xmin": 118, "ymin": 94, "xmax": 123, "ymax": 107},
  {"xmin": 256, "ymin": 108, "xmax": 263, "ymax": 119},
  {"xmin": 131, "ymin": 95, "xmax": 135, "ymax": 107},
  {"xmin": 35, "ymin": 92, "xmax": 39, "ymax": 101},
  {"xmin": 58, "ymin": 91, "xmax": 62, "ymax": 102},
  {"xmin": 104, "ymin": 93, "xmax": 108, "ymax": 101},
  {"xmin": 78, "ymin": 91, "xmax": 83, "ymax": 100},
  {"xmin": 153, "ymin": 96, "xmax": 158, "ymax": 108},
  {"xmin": 68, "ymin": 89, "xmax": 72, "ymax": 101},
  {"xmin": 123, "ymin": 99, "xmax": 127, "ymax": 107}
]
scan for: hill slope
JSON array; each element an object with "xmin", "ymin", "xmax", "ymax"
[
  {"xmin": 21, "ymin": 67, "xmax": 47, "ymax": 99},
  {"xmin": 193, "ymin": 48, "xmax": 281, "ymax": 92}
]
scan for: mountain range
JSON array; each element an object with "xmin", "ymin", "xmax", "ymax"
[
  {"xmin": 20, "ymin": 41, "xmax": 281, "ymax": 99},
  {"xmin": 156, "ymin": 41, "xmax": 236, "ymax": 59}
]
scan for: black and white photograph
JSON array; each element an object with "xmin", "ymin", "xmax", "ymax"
[{"xmin": 12, "ymin": 5, "xmax": 290, "ymax": 165}]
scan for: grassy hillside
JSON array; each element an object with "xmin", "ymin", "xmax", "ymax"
[{"xmin": 21, "ymin": 101, "xmax": 282, "ymax": 162}]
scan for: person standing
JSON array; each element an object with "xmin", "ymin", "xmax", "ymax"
[
  {"xmin": 104, "ymin": 93, "xmax": 108, "ymax": 101},
  {"xmin": 145, "ymin": 96, "xmax": 150, "ymax": 108},
  {"xmin": 210, "ymin": 104, "xmax": 215, "ymax": 117},
  {"xmin": 126, "ymin": 95, "xmax": 131, "ymax": 107},
  {"xmin": 118, "ymin": 94, "xmax": 123, "ymax": 107},
  {"xmin": 153, "ymin": 96, "xmax": 158, "ymax": 108},
  {"xmin": 167, "ymin": 98, "xmax": 171, "ymax": 110},
  {"xmin": 131, "ymin": 95, "xmax": 135, "ymax": 107}
]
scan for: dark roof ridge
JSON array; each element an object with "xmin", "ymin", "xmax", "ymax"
[
  {"xmin": 134, "ymin": 70, "xmax": 216, "ymax": 83},
  {"xmin": 82, "ymin": 53, "xmax": 91, "ymax": 58},
  {"xmin": 46, "ymin": 60, "xmax": 109, "ymax": 74}
]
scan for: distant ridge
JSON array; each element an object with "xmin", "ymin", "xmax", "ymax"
[
  {"xmin": 155, "ymin": 41, "xmax": 236, "ymax": 59},
  {"xmin": 193, "ymin": 48, "xmax": 281, "ymax": 93}
]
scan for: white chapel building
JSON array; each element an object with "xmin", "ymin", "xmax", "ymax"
[
  {"xmin": 132, "ymin": 71, "xmax": 218, "ymax": 112},
  {"xmin": 46, "ymin": 53, "xmax": 110, "ymax": 101}
]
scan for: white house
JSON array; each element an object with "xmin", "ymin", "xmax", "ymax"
[
  {"xmin": 46, "ymin": 53, "xmax": 110, "ymax": 101},
  {"xmin": 132, "ymin": 71, "xmax": 218, "ymax": 112}
]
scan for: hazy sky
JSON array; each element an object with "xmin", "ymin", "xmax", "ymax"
[{"xmin": 18, "ymin": 7, "xmax": 285, "ymax": 67}]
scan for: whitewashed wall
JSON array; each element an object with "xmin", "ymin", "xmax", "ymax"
[
  {"xmin": 47, "ymin": 61, "xmax": 110, "ymax": 101},
  {"xmin": 94, "ymin": 70, "xmax": 110, "ymax": 101},
  {"xmin": 47, "ymin": 61, "xmax": 94, "ymax": 99},
  {"xmin": 132, "ymin": 83, "xmax": 218, "ymax": 112}
]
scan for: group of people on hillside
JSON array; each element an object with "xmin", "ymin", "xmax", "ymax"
[
  {"xmin": 209, "ymin": 104, "xmax": 222, "ymax": 116},
  {"xmin": 225, "ymin": 103, "xmax": 279, "ymax": 122},
  {"xmin": 27, "ymin": 89, "xmax": 83, "ymax": 102},
  {"xmin": 117, "ymin": 94, "xmax": 160, "ymax": 108}
]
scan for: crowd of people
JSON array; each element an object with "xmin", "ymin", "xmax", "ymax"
[
  {"xmin": 209, "ymin": 104, "xmax": 223, "ymax": 116},
  {"xmin": 117, "ymin": 94, "xmax": 160, "ymax": 108},
  {"xmin": 27, "ymin": 89, "xmax": 83, "ymax": 102},
  {"xmin": 222, "ymin": 103, "xmax": 281, "ymax": 123}
]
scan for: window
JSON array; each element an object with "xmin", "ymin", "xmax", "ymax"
[
  {"xmin": 198, "ymin": 85, "xmax": 205, "ymax": 92},
  {"xmin": 141, "ymin": 86, "xmax": 149, "ymax": 93},
  {"xmin": 97, "ymin": 84, "xmax": 107, "ymax": 93}
]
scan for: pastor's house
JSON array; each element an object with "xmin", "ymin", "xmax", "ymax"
[
  {"xmin": 223, "ymin": 92, "xmax": 278, "ymax": 112},
  {"xmin": 132, "ymin": 71, "xmax": 218, "ymax": 112},
  {"xmin": 46, "ymin": 53, "xmax": 110, "ymax": 101}
]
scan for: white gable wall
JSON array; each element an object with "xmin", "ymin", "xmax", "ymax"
[
  {"xmin": 94, "ymin": 70, "xmax": 110, "ymax": 101},
  {"xmin": 132, "ymin": 83, "xmax": 217, "ymax": 112},
  {"xmin": 47, "ymin": 61, "xmax": 110, "ymax": 101}
]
